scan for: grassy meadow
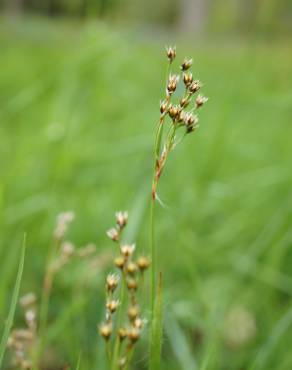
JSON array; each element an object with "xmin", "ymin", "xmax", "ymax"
[{"xmin": 1, "ymin": 17, "xmax": 292, "ymax": 370}]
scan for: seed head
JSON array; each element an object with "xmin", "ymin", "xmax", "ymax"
[
  {"xmin": 196, "ymin": 94, "xmax": 208, "ymax": 108},
  {"xmin": 167, "ymin": 74, "xmax": 179, "ymax": 95},
  {"xmin": 106, "ymin": 299, "xmax": 120, "ymax": 313},
  {"xmin": 61, "ymin": 241, "xmax": 75, "ymax": 257},
  {"xmin": 177, "ymin": 110, "xmax": 185, "ymax": 123},
  {"xmin": 106, "ymin": 273, "xmax": 119, "ymax": 293},
  {"xmin": 128, "ymin": 305, "xmax": 140, "ymax": 321},
  {"xmin": 120, "ymin": 243, "xmax": 135, "ymax": 258},
  {"xmin": 127, "ymin": 327, "xmax": 140, "ymax": 344},
  {"xmin": 168, "ymin": 104, "xmax": 180, "ymax": 120},
  {"xmin": 189, "ymin": 80, "xmax": 202, "ymax": 94},
  {"xmin": 134, "ymin": 317, "xmax": 146, "ymax": 329},
  {"xmin": 126, "ymin": 262, "xmax": 138, "ymax": 275},
  {"xmin": 137, "ymin": 257, "xmax": 150, "ymax": 272},
  {"xmin": 106, "ymin": 227, "xmax": 119, "ymax": 242},
  {"xmin": 183, "ymin": 72, "xmax": 193, "ymax": 87},
  {"xmin": 127, "ymin": 277, "xmax": 138, "ymax": 291},
  {"xmin": 25, "ymin": 310, "xmax": 36, "ymax": 329},
  {"xmin": 180, "ymin": 96, "xmax": 190, "ymax": 108},
  {"xmin": 115, "ymin": 211, "xmax": 128, "ymax": 229},
  {"xmin": 54, "ymin": 211, "xmax": 75, "ymax": 240},
  {"xmin": 184, "ymin": 112, "xmax": 199, "ymax": 134},
  {"xmin": 99, "ymin": 323, "xmax": 112, "ymax": 341},
  {"xmin": 166, "ymin": 46, "xmax": 176, "ymax": 62},
  {"xmin": 19, "ymin": 293, "xmax": 37, "ymax": 308},
  {"xmin": 114, "ymin": 256, "xmax": 125, "ymax": 269},
  {"xmin": 118, "ymin": 328, "xmax": 128, "ymax": 341},
  {"xmin": 181, "ymin": 58, "xmax": 193, "ymax": 71},
  {"xmin": 160, "ymin": 99, "xmax": 168, "ymax": 115}
]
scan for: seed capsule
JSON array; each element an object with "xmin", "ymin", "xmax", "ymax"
[
  {"xmin": 106, "ymin": 299, "xmax": 119, "ymax": 313},
  {"xmin": 166, "ymin": 46, "xmax": 176, "ymax": 62},
  {"xmin": 137, "ymin": 257, "xmax": 150, "ymax": 272},
  {"xmin": 183, "ymin": 72, "xmax": 193, "ymax": 87},
  {"xmin": 180, "ymin": 97, "xmax": 190, "ymax": 108},
  {"xmin": 127, "ymin": 278, "xmax": 138, "ymax": 291},
  {"xmin": 127, "ymin": 327, "xmax": 140, "ymax": 344},
  {"xmin": 160, "ymin": 99, "xmax": 168, "ymax": 114},
  {"xmin": 118, "ymin": 328, "xmax": 128, "ymax": 341},
  {"xmin": 106, "ymin": 228, "xmax": 119, "ymax": 242},
  {"xmin": 168, "ymin": 105, "xmax": 179, "ymax": 120},
  {"xmin": 181, "ymin": 58, "xmax": 193, "ymax": 71},
  {"xmin": 127, "ymin": 262, "xmax": 138, "ymax": 275},
  {"xmin": 115, "ymin": 211, "xmax": 128, "ymax": 229},
  {"xmin": 114, "ymin": 256, "xmax": 125, "ymax": 269},
  {"xmin": 189, "ymin": 80, "xmax": 201, "ymax": 94},
  {"xmin": 99, "ymin": 323, "xmax": 112, "ymax": 341},
  {"xmin": 167, "ymin": 74, "xmax": 179, "ymax": 95},
  {"xmin": 196, "ymin": 94, "xmax": 208, "ymax": 108},
  {"xmin": 128, "ymin": 305, "xmax": 140, "ymax": 321},
  {"xmin": 106, "ymin": 273, "xmax": 119, "ymax": 292},
  {"xmin": 134, "ymin": 317, "xmax": 145, "ymax": 329},
  {"xmin": 120, "ymin": 244, "xmax": 135, "ymax": 258}
]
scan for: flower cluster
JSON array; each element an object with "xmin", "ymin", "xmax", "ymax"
[
  {"xmin": 7, "ymin": 293, "xmax": 38, "ymax": 369},
  {"xmin": 100, "ymin": 212, "xmax": 150, "ymax": 368},
  {"xmin": 153, "ymin": 46, "xmax": 208, "ymax": 200}
]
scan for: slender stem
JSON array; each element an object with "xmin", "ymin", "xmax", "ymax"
[
  {"xmin": 32, "ymin": 238, "xmax": 60, "ymax": 370},
  {"xmin": 111, "ymin": 274, "xmax": 126, "ymax": 370},
  {"xmin": 149, "ymin": 196, "xmax": 156, "ymax": 313},
  {"xmin": 149, "ymin": 61, "xmax": 171, "ymax": 307}
]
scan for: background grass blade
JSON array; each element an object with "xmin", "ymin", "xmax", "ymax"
[
  {"xmin": 149, "ymin": 273, "xmax": 163, "ymax": 370},
  {"xmin": 0, "ymin": 234, "xmax": 26, "ymax": 367},
  {"xmin": 76, "ymin": 352, "xmax": 82, "ymax": 370}
]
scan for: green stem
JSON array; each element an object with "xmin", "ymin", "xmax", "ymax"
[
  {"xmin": 32, "ymin": 238, "xmax": 60, "ymax": 370},
  {"xmin": 149, "ymin": 196, "xmax": 156, "ymax": 313},
  {"xmin": 111, "ymin": 273, "xmax": 126, "ymax": 370}
]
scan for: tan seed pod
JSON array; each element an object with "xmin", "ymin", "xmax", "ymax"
[
  {"xmin": 166, "ymin": 46, "xmax": 176, "ymax": 62},
  {"xmin": 106, "ymin": 299, "xmax": 119, "ymax": 313},
  {"xmin": 160, "ymin": 99, "xmax": 168, "ymax": 114},
  {"xmin": 183, "ymin": 72, "xmax": 193, "ymax": 87},
  {"xmin": 137, "ymin": 257, "xmax": 150, "ymax": 272},
  {"xmin": 120, "ymin": 244, "xmax": 135, "ymax": 258},
  {"xmin": 99, "ymin": 323, "xmax": 112, "ymax": 341},
  {"xmin": 126, "ymin": 262, "xmax": 138, "ymax": 275},
  {"xmin": 181, "ymin": 58, "xmax": 193, "ymax": 71},
  {"xmin": 127, "ymin": 327, "xmax": 140, "ymax": 344},
  {"xmin": 106, "ymin": 273, "xmax": 119, "ymax": 292},
  {"xmin": 180, "ymin": 97, "xmax": 190, "ymax": 108},
  {"xmin": 106, "ymin": 227, "xmax": 119, "ymax": 242},
  {"xmin": 126, "ymin": 278, "xmax": 138, "ymax": 291},
  {"xmin": 168, "ymin": 105, "xmax": 179, "ymax": 120},
  {"xmin": 19, "ymin": 293, "xmax": 37, "ymax": 308},
  {"xmin": 189, "ymin": 80, "xmax": 201, "ymax": 94},
  {"xmin": 118, "ymin": 328, "xmax": 128, "ymax": 341},
  {"xmin": 114, "ymin": 256, "xmax": 125, "ymax": 269},
  {"xmin": 167, "ymin": 74, "xmax": 179, "ymax": 94},
  {"xmin": 196, "ymin": 94, "xmax": 208, "ymax": 108},
  {"xmin": 128, "ymin": 305, "xmax": 140, "ymax": 321},
  {"xmin": 115, "ymin": 211, "xmax": 128, "ymax": 229}
]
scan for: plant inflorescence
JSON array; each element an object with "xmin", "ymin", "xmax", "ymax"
[{"xmin": 99, "ymin": 211, "xmax": 150, "ymax": 369}]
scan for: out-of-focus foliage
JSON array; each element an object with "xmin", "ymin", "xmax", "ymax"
[
  {"xmin": 0, "ymin": 16, "xmax": 292, "ymax": 370},
  {"xmin": 1, "ymin": 0, "xmax": 292, "ymax": 37}
]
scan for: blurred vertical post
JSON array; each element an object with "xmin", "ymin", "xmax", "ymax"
[{"xmin": 178, "ymin": 0, "xmax": 208, "ymax": 36}]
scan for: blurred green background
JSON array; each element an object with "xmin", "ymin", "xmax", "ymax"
[{"xmin": 1, "ymin": 1, "xmax": 292, "ymax": 369}]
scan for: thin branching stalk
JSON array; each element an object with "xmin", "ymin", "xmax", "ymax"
[{"xmin": 148, "ymin": 46, "xmax": 208, "ymax": 370}]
